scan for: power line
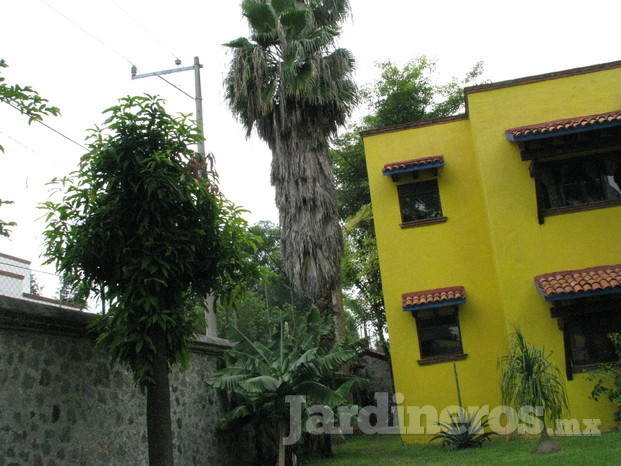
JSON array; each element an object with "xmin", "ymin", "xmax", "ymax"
[
  {"xmin": 41, "ymin": 0, "xmax": 136, "ymax": 67},
  {"xmin": 0, "ymin": 130, "xmax": 74, "ymax": 171},
  {"xmin": 110, "ymin": 0, "xmax": 180, "ymax": 64},
  {"xmin": 0, "ymin": 260, "xmax": 60, "ymax": 278},
  {"xmin": 157, "ymin": 75, "xmax": 194, "ymax": 101},
  {"xmin": 4, "ymin": 101, "xmax": 87, "ymax": 151}
]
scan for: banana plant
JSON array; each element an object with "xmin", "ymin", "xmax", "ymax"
[{"xmin": 208, "ymin": 307, "xmax": 366, "ymax": 465}]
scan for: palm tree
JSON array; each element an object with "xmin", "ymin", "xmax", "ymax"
[
  {"xmin": 499, "ymin": 329, "xmax": 569, "ymax": 454},
  {"xmin": 224, "ymin": 0, "xmax": 357, "ymax": 341}
]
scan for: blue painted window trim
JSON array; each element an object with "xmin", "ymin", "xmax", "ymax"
[{"xmin": 383, "ymin": 161, "xmax": 445, "ymax": 176}]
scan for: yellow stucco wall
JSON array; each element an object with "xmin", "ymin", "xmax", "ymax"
[{"xmin": 363, "ymin": 62, "xmax": 621, "ymax": 443}]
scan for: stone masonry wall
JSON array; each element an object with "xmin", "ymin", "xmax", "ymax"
[{"xmin": 0, "ymin": 295, "xmax": 255, "ymax": 465}]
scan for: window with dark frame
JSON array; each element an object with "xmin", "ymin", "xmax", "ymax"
[
  {"xmin": 564, "ymin": 309, "xmax": 621, "ymax": 370},
  {"xmin": 536, "ymin": 151, "xmax": 621, "ymax": 215},
  {"xmin": 415, "ymin": 306, "xmax": 463, "ymax": 360},
  {"xmin": 397, "ymin": 180, "xmax": 444, "ymax": 224}
]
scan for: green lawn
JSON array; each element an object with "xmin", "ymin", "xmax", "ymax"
[{"xmin": 306, "ymin": 431, "xmax": 621, "ymax": 465}]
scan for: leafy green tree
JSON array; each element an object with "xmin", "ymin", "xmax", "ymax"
[
  {"xmin": 42, "ymin": 95, "xmax": 260, "ymax": 465},
  {"xmin": 209, "ymin": 307, "xmax": 364, "ymax": 465},
  {"xmin": 362, "ymin": 57, "xmax": 483, "ymax": 128},
  {"xmin": 588, "ymin": 332, "xmax": 621, "ymax": 424},
  {"xmin": 217, "ymin": 220, "xmax": 310, "ymax": 343},
  {"xmin": 224, "ymin": 0, "xmax": 357, "ymax": 341},
  {"xmin": 0, "ymin": 58, "xmax": 60, "ymax": 237},
  {"xmin": 331, "ymin": 57, "xmax": 484, "ymax": 349},
  {"xmin": 499, "ymin": 329, "xmax": 569, "ymax": 454}
]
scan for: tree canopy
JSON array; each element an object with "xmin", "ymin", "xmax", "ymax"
[{"xmin": 42, "ymin": 95, "xmax": 261, "ymax": 464}]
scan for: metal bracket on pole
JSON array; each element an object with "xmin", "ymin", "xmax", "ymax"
[
  {"xmin": 131, "ymin": 64, "xmax": 198, "ymax": 80},
  {"xmin": 130, "ymin": 57, "xmax": 205, "ymax": 156}
]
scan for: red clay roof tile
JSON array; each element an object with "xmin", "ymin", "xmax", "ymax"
[
  {"xmin": 506, "ymin": 110, "xmax": 621, "ymax": 141},
  {"xmin": 534, "ymin": 265, "xmax": 621, "ymax": 301},
  {"xmin": 402, "ymin": 286, "xmax": 466, "ymax": 311},
  {"xmin": 383, "ymin": 156, "xmax": 444, "ymax": 175}
]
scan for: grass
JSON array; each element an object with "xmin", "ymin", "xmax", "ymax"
[{"xmin": 305, "ymin": 431, "xmax": 621, "ymax": 465}]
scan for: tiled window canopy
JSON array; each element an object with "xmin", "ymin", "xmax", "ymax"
[
  {"xmin": 383, "ymin": 155, "xmax": 444, "ymax": 181},
  {"xmin": 534, "ymin": 264, "xmax": 621, "ymax": 302},
  {"xmin": 402, "ymin": 286, "xmax": 466, "ymax": 312},
  {"xmin": 505, "ymin": 110, "xmax": 621, "ymax": 143}
]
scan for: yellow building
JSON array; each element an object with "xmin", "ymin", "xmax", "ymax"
[{"xmin": 361, "ymin": 60, "xmax": 621, "ymax": 442}]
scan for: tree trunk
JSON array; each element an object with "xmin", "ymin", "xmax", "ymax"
[
  {"xmin": 271, "ymin": 129, "xmax": 346, "ymax": 343},
  {"xmin": 331, "ymin": 280, "xmax": 347, "ymax": 343},
  {"xmin": 535, "ymin": 418, "xmax": 560, "ymax": 454},
  {"xmin": 147, "ymin": 327, "xmax": 174, "ymax": 465},
  {"xmin": 278, "ymin": 421, "xmax": 286, "ymax": 466}
]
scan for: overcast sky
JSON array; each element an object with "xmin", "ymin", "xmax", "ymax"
[{"xmin": 1, "ymin": 0, "xmax": 619, "ymax": 295}]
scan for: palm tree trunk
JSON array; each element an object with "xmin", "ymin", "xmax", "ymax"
[
  {"xmin": 271, "ymin": 131, "xmax": 347, "ymax": 342},
  {"xmin": 147, "ymin": 326, "xmax": 174, "ymax": 465}
]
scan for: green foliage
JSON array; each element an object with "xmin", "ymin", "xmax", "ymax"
[
  {"xmin": 0, "ymin": 199, "xmax": 16, "ymax": 238},
  {"xmin": 0, "ymin": 58, "xmax": 61, "ymax": 152},
  {"xmin": 0, "ymin": 58, "xmax": 59, "ymax": 237},
  {"xmin": 430, "ymin": 409, "xmax": 494, "ymax": 450},
  {"xmin": 362, "ymin": 57, "xmax": 483, "ymax": 128},
  {"xmin": 499, "ymin": 329, "xmax": 569, "ymax": 427},
  {"xmin": 216, "ymin": 220, "xmax": 313, "ymax": 343},
  {"xmin": 29, "ymin": 273, "xmax": 42, "ymax": 296},
  {"xmin": 209, "ymin": 307, "xmax": 366, "ymax": 463},
  {"xmin": 588, "ymin": 332, "xmax": 621, "ymax": 423},
  {"xmin": 41, "ymin": 95, "xmax": 260, "ymax": 387}
]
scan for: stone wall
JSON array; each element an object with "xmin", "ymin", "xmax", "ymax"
[
  {"xmin": 354, "ymin": 350, "xmax": 394, "ymax": 397},
  {"xmin": 0, "ymin": 295, "xmax": 255, "ymax": 465}
]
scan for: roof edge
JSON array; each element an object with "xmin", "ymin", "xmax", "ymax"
[
  {"xmin": 360, "ymin": 114, "xmax": 467, "ymax": 138},
  {"xmin": 465, "ymin": 60, "xmax": 621, "ymax": 96}
]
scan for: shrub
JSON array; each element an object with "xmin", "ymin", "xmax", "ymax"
[{"xmin": 588, "ymin": 332, "xmax": 621, "ymax": 424}]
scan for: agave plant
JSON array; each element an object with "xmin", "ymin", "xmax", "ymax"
[
  {"xmin": 208, "ymin": 307, "xmax": 365, "ymax": 465},
  {"xmin": 430, "ymin": 408, "xmax": 494, "ymax": 450}
]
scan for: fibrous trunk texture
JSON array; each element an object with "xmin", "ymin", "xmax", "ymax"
[{"xmin": 271, "ymin": 124, "xmax": 346, "ymax": 340}]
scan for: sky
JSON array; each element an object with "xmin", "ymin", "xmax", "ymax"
[{"xmin": 1, "ymin": 0, "xmax": 619, "ymax": 297}]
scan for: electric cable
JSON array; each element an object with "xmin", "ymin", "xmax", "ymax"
[
  {"xmin": 156, "ymin": 75, "xmax": 195, "ymax": 101},
  {"xmin": 110, "ymin": 0, "xmax": 181, "ymax": 64},
  {"xmin": 0, "ymin": 129, "xmax": 74, "ymax": 172},
  {"xmin": 4, "ymin": 101, "xmax": 87, "ymax": 151},
  {"xmin": 40, "ymin": 0, "xmax": 136, "ymax": 67}
]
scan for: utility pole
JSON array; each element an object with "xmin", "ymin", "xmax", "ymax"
[
  {"xmin": 131, "ymin": 57, "xmax": 218, "ymax": 338},
  {"xmin": 131, "ymin": 57, "xmax": 205, "ymax": 156}
]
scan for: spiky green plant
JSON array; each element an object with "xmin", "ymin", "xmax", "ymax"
[
  {"xmin": 430, "ymin": 363, "xmax": 494, "ymax": 450},
  {"xmin": 431, "ymin": 408, "xmax": 494, "ymax": 450},
  {"xmin": 499, "ymin": 329, "xmax": 569, "ymax": 454}
]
